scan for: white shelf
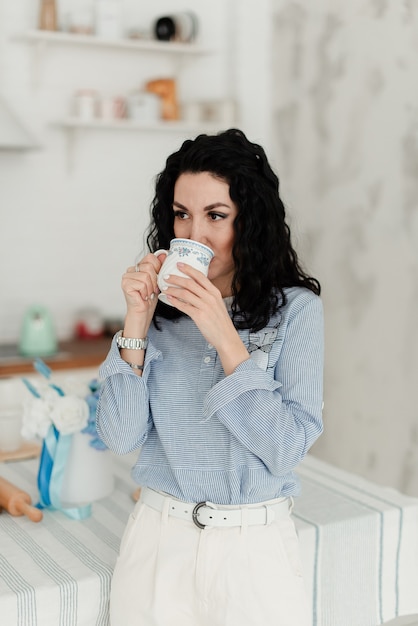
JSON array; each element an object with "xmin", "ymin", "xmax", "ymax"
[
  {"xmin": 55, "ymin": 117, "xmax": 221, "ymax": 133},
  {"xmin": 19, "ymin": 30, "xmax": 211, "ymax": 56},
  {"xmin": 54, "ymin": 117, "xmax": 222, "ymax": 172},
  {"xmin": 14, "ymin": 30, "xmax": 221, "ymax": 167}
]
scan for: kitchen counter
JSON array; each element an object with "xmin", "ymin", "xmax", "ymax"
[{"xmin": 0, "ymin": 338, "xmax": 111, "ymax": 377}]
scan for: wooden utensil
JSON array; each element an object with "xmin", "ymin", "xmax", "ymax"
[
  {"xmin": 145, "ymin": 78, "xmax": 179, "ymax": 120},
  {"xmin": 0, "ymin": 476, "xmax": 43, "ymax": 522}
]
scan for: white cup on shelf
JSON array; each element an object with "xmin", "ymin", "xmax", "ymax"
[
  {"xmin": 126, "ymin": 92, "xmax": 161, "ymax": 123},
  {"xmin": 94, "ymin": 0, "xmax": 122, "ymax": 39},
  {"xmin": 74, "ymin": 90, "xmax": 98, "ymax": 121}
]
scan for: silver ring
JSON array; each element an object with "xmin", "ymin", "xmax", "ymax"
[{"xmin": 135, "ymin": 263, "xmax": 140, "ymax": 272}]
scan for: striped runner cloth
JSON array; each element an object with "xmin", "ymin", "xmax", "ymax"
[
  {"xmin": 294, "ymin": 456, "xmax": 418, "ymax": 626},
  {"xmin": 1, "ymin": 453, "xmax": 417, "ymax": 626}
]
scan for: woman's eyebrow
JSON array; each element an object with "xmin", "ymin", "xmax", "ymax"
[{"xmin": 173, "ymin": 201, "xmax": 231, "ymax": 211}]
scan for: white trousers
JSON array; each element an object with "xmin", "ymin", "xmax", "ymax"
[{"xmin": 110, "ymin": 494, "xmax": 311, "ymax": 626}]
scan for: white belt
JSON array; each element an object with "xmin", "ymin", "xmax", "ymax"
[{"xmin": 140, "ymin": 487, "xmax": 291, "ymax": 529}]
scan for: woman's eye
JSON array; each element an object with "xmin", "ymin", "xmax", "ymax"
[
  {"xmin": 173, "ymin": 210, "xmax": 188, "ymax": 220},
  {"xmin": 209, "ymin": 212, "xmax": 226, "ymax": 221}
]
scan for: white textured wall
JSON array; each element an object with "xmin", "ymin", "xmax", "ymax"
[{"xmin": 272, "ymin": 0, "xmax": 418, "ymax": 495}]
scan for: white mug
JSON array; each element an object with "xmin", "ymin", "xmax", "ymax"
[
  {"xmin": 127, "ymin": 92, "xmax": 161, "ymax": 123},
  {"xmin": 154, "ymin": 238, "xmax": 214, "ymax": 305}
]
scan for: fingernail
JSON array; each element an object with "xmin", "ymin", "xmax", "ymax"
[{"xmin": 150, "ymin": 293, "xmax": 155, "ymax": 300}]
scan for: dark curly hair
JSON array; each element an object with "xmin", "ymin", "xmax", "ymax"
[{"xmin": 146, "ymin": 128, "xmax": 320, "ymax": 332}]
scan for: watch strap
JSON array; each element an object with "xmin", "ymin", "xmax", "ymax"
[{"xmin": 116, "ymin": 330, "xmax": 148, "ymax": 350}]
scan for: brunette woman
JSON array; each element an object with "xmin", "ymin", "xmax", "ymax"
[{"xmin": 97, "ymin": 128, "xmax": 323, "ymax": 626}]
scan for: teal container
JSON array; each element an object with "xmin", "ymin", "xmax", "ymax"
[{"xmin": 19, "ymin": 306, "xmax": 57, "ymax": 357}]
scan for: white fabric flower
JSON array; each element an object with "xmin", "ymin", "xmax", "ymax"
[
  {"xmin": 50, "ymin": 396, "xmax": 89, "ymax": 435},
  {"xmin": 21, "ymin": 398, "xmax": 52, "ymax": 439},
  {"xmin": 60, "ymin": 377, "xmax": 91, "ymax": 399}
]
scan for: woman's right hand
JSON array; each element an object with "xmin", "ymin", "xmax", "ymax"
[{"xmin": 121, "ymin": 252, "xmax": 166, "ymax": 326}]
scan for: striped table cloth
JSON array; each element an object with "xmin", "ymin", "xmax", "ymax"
[
  {"xmin": 0, "ymin": 455, "xmax": 135, "ymax": 626},
  {"xmin": 1, "ymin": 453, "xmax": 418, "ymax": 626},
  {"xmin": 294, "ymin": 456, "xmax": 418, "ymax": 626}
]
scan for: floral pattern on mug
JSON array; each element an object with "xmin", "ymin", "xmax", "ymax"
[{"xmin": 173, "ymin": 245, "xmax": 212, "ymax": 266}]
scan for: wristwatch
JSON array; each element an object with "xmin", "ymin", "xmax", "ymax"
[{"xmin": 116, "ymin": 330, "xmax": 149, "ymax": 350}]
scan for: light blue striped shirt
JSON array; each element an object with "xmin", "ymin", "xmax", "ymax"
[{"xmin": 96, "ymin": 286, "xmax": 324, "ymax": 505}]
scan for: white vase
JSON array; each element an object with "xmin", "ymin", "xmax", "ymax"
[{"xmin": 60, "ymin": 431, "xmax": 114, "ymax": 507}]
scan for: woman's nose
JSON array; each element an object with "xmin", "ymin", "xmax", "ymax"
[{"xmin": 189, "ymin": 222, "xmax": 206, "ymax": 244}]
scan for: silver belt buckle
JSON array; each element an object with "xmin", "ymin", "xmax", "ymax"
[{"xmin": 192, "ymin": 501, "xmax": 208, "ymax": 529}]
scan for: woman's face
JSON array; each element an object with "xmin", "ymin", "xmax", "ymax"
[{"xmin": 172, "ymin": 171, "xmax": 238, "ymax": 297}]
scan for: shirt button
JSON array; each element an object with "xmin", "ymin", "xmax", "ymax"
[
  {"xmin": 207, "ymin": 344, "xmax": 213, "ymax": 350},
  {"xmin": 203, "ymin": 356, "xmax": 211, "ymax": 364}
]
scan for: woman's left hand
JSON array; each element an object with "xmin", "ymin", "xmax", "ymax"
[{"xmin": 162, "ymin": 263, "xmax": 250, "ymax": 375}]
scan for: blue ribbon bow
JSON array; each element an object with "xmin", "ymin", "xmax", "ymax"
[{"xmin": 37, "ymin": 425, "xmax": 92, "ymax": 519}]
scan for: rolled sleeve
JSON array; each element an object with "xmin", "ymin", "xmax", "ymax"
[
  {"xmin": 98, "ymin": 332, "xmax": 162, "ymax": 381},
  {"xmin": 96, "ymin": 333, "xmax": 162, "ymax": 455},
  {"xmin": 203, "ymin": 359, "xmax": 282, "ymax": 420}
]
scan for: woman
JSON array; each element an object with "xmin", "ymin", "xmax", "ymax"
[{"xmin": 97, "ymin": 128, "xmax": 324, "ymax": 626}]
